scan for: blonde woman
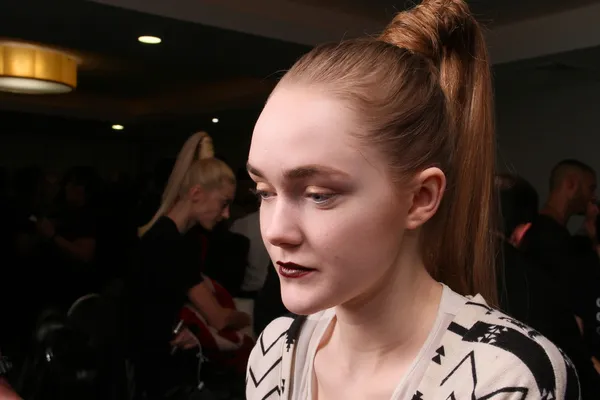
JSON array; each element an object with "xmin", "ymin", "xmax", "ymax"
[{"xmin": 126, "ymin": 132, "xmax": 251, "ymax": 399}]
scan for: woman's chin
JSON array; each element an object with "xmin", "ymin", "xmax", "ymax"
[
  {"xmin": 281, "ymin": 290, "xmax": 334, "ymax": 316},
  {"xmin": 197, "ymin": 220, "xmax": 214, "ymax": 231}
]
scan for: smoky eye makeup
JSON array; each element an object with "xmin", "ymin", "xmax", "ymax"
[
  {"xmin": 305, "ymin": 190, "xmax": 338, "ymax": 206},
  {"xmin": 250, "ymin": 186, "xmax": 275, "ymax": 201}
]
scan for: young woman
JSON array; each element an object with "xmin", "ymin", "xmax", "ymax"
[
  {"xmin": 126, "ymin": 132, "xmax": 251, "ymax": 398},
  {"xmin": 245, "ymin": 1, "xmax": 580, "ymax": 399}
]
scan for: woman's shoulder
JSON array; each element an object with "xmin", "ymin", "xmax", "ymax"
[
  {"xmin": 246, "ymin": 311, "xmax": 324, "ymax": 371},
  {"xmin": 139, "ymin": 218, "xmax": 183, "ymax": 258},
  {"xmin": 253, "ymin": 314, "xmax": 298, "ymax": 357},
  {"xmin": 142, "ymin": 216, "xmax": 178, "ymax": 241},
  {"xmin": 249, "ymin": 309, "xmax": 333, "ymax": 358},
  {"xmin": 246, "ymin": 315, "xmax": 298, "ymax": 399},
  {"xmin": 246, "ymin": 311, "xmax": 332, "ymax": 399},
  {"xmin": 436, "ymin": 294, "xmax": 580, "ymax": 399}
]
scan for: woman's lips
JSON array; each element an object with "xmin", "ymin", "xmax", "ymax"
[{"xmin": 276, "ymin": 261, "xmax": 316, "ymax": 279}]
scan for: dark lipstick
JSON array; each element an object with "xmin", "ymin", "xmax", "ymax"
[{"xmin": 276, "ymin": 261, "xmax": 315, "ymax": 279}]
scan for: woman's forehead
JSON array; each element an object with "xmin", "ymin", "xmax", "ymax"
[
  {"xmin": 253, "ymin": 87, "xmax": 356, "ymax": 142},
  {"xmin": 249, "ymin": 87, "xmax": 371, "ymax": 173}
]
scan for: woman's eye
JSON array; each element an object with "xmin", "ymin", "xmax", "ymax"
[
  {"xmin": 307, "ymin": 192, "xmax": 335, "ymax": 205},
  {"xmin": 251, "ymin": 188, "xmax": 275, "ymax": 201}
]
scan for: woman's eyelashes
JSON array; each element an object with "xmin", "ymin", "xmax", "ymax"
[
  {"xmin": 305, "ymin": 191, "xmax": 337, "ymax": 206},
  {"xmin": 251, "ymin": 187, "xmax": 339, "ymax": 206},
  {"xmin": 250, "ymin": 188, "xmax": 275, "ymax": 201}
]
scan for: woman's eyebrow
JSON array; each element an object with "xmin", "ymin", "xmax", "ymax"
[{"xmin": 247, "ymin": 162, "xmax": 349, "ymax": 181}]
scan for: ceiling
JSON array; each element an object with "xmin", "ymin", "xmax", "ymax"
[
  {"xmin": 493, "ymin": 43, "xmax": 600, "ymax": 96},
  {"xmin": 0, "ymin": 0, "xmax": 310, "ymax": 124},
  {"xmin": 2, "ymin": 0, "xmax": 600, "ymax": 134},
  {"xmin": 294, "ymin": 0, "xmax": 600, "ymax": 25}
]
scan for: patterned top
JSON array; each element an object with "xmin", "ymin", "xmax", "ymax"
[{"xmin": 246, "ymin": 286, "xmax": 581, "ymax": 399}]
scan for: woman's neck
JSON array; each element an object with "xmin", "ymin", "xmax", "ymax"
[
  {"xmin": 330, "ymin": 247, "xmax": 443, "ymax": 368},
  {"xmin": 166, "ymin": 201, "xmax": 195, "ymax": 233}
]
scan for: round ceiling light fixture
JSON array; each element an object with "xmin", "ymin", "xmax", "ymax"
[
  {"xmin": 138, "ymin": 35, "xmax": 162, "ymax": 44},
  {"xmin": 112, "ymin": 124, "xmax": 124, "ymax": 131},
  {"xmin": 0, "ymin": 41, "xmax": 78, "ymax": 95},
  {"xmin": 212, "ymin": 118, "xmax": 219, "ymax": 124}
]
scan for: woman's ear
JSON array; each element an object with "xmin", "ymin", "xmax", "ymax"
[
  {"xmin": 405, "ymin": 167, "xmax": 446, "ymax": 230},
  {"xmin": 188, "ymin": 184, "xmax": 207, "ymax": 203}
]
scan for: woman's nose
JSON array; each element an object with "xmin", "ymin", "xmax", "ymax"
[
  {"xmin": 221, "ymin": 205, "xmax": 231, "ymax": 220},
  {"xmin": 261, "ymin": 200, "xmax": 302, "ymax": 249}
]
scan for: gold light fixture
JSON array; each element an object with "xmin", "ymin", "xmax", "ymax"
[{"xmin": 0, "ymin": 41, "xmax": 78, "ymax": 94}]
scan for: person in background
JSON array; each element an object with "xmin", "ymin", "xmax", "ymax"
[
  {"xmin": 125, "ymin": 132, "xmax": 250, "ymax": 399},
  {"xmin": 40, "ymin": 167, "xmax": 97, "ymax": 263},
  {"xmin": 229, "ymin": 167, "xmax": 261, "ymax": 222},
  {"xmin": 521, "ymin": 159, "xmax": 600, "ymax": 363},
  {"xmin": 496, "ymin": 173, "xmax": 539, "ymax": 247},
  {"xmin": 229, "ymin": 210, "xmax": 270, "ymax": 337},
  {"xmin": 245, "ymin": 0, "xmax": 579, "ymax": 398},
  {"xmin": 200, "ymin": 221, "xmax": 250, "ymax": 297},
  {"xmin": 573, "ymin": 201, "xmax": 600, "ymax": 259},
  {"xmin": 496, "ymin": 173, "xmax": 600, "ymax": 397},
  {"xmin": 231, "ymin": 210, "xmax": 270, "ymax": 296},
  {"xmin": 571, "ymin": 201, "xmax": 600, "ymax": 372},
  {"xmin": 30, "ymin": 166, "xmax": 99, "ymax": 311}
]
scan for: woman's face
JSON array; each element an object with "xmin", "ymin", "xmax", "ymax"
[
  {"xmin": 248, "ymin": 86, "xmax": 414, "ymax": 315},
  {"xmin": 192, "ymin": 182, "xmax": 235, "ymax": 230}
]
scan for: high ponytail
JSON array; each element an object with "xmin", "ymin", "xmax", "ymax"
[
  {"xmin": 139, "ymin": 131, "xmax": 235, "ymax": 237},
  {"xmin": 380, "ymin": 0, "xmax": 497, "ymax": 305},
  {"xmin": 281, "ymin": 0, "xmax": 496, "ymax": 304}
]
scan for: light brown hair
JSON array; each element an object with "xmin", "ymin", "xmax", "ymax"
[
  {"xmin": 139, "ymin": 131, "xmax": 236, "ymax": 237},
  {"xmin": 279, "ymin": 0, "xmax": 497, "ymax": 304}
]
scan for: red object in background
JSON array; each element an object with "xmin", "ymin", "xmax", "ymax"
[{"xmin": 179, "ymin": 277, "xmax": 254, "ymax": 375}]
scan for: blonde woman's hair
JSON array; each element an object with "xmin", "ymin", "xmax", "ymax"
[{"xmin": 139, "ymin": 131, "xmax": 235, "ymax": 236}]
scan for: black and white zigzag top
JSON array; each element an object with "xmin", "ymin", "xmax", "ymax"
[{"xmin": 246, "ymin": 285, "xmax": 581, "ymax": 399}]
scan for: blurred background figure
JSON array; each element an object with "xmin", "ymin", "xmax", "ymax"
[
  {"xmin": 124, "ymin": 132, "xmax": 250, "ymax": 399},
  {"xmin": 496, "ymin": 173, "xmax": 600, "ymax": 397},
  {"xmin": 521, "ymin": 160, "xmax": 600, "ymax": 368}
]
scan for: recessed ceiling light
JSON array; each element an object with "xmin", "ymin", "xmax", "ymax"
[
  {"xmin": 138, "ymin": 35, "xmax": 162, "ymax": 44},
  {"xmin": 112, "ymin": 124, "xmax": 124, "ymax": 130},
  {"xmin": 212, "ymin": 118, "xmax": 219, "ymax": 124}
]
